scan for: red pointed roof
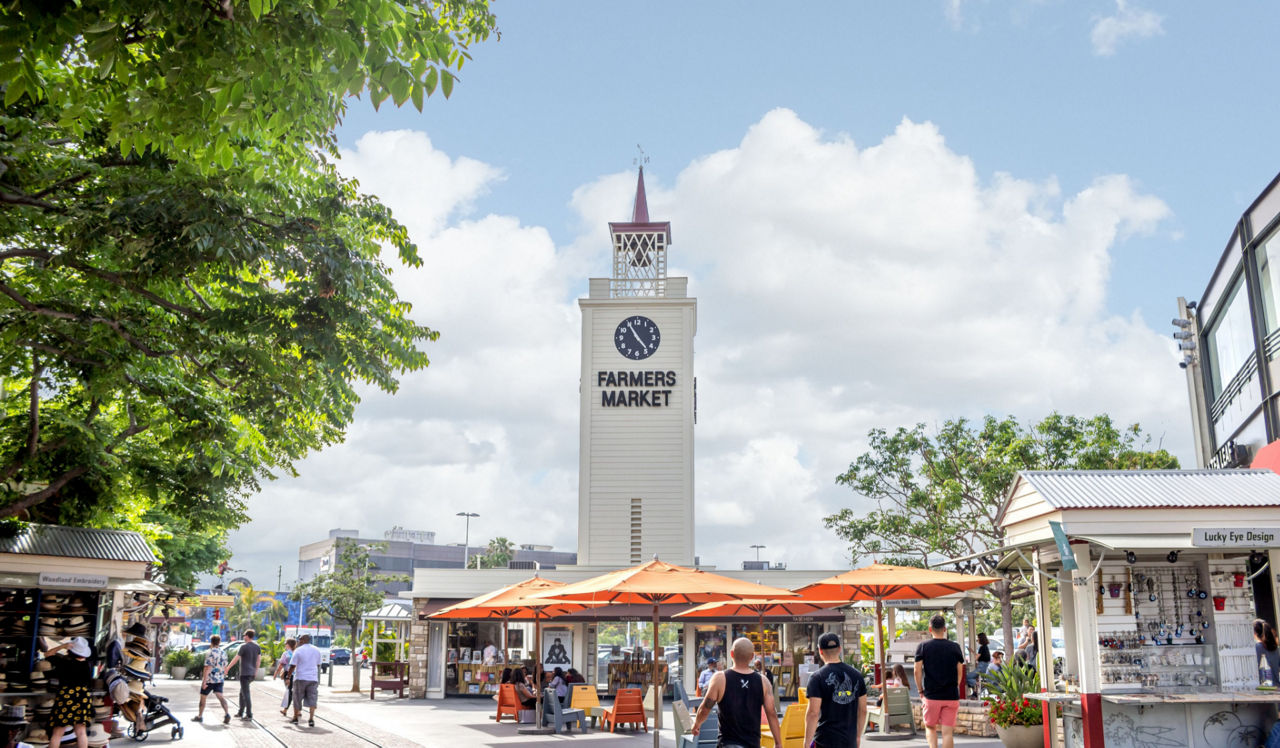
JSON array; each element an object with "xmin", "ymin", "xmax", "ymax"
[{"xmin": 609, "ymin": 166, "xmax": 671, "ymax": 242}]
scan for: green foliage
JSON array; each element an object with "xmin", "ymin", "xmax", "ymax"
[
  {"xmin": 292, "ymin": 540, "xmax": 405, "ymax": 691},
  {"xmin": 825, "ymin": 413, "xmax": 1177, "ymax": 653},
  {"xmin": 984, "ymin": 663, "xmax": 1042, "ymax": 727},
  {"xmin": 227, "ymin": 585, "xmax": 287, "ymax": 636},
  {"xmin": 476, "ymin": 537, "xmax": 514, "ymax": 569},
  {"xmin": 0, "ymin": 0, "xmax": 496, "ymax": 560},
  {"xmin": 164, "ymin": 648, "xmax": 194, "ymax": 670},
  {"xmin": 189, "ymin": 651, "xmax": 206, "ymax": 678}
]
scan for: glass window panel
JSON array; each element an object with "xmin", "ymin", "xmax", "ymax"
[
  {"xmin": 1206, "ymin": 279, "xmax": 1255, "ymax": 399},
  {"xmin": 1257, "ymin": 231, "xmax": 1280, "ymax": 335}
]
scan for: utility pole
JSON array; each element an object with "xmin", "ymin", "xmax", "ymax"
[
  {"xmin": 751, "ymin": 544, "xmax": 766, "ymax": 562},
  {"xmin": 277, "ymin": 565, "xmax": 282, "ymax": 592}
]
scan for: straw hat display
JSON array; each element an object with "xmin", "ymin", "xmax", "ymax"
[
  {"xmin": 125, "ymin": 638, "xmax": 151, "ymax": 659},
  {"xmin": 117, "ymin": 698, "xmax": 138, "ymax": 723},
  {"xmin": 85, "ymin": 723, "xmax": 109, "ymax": 747},
  {"xmin": 127, "ymin": 679, "xmax": 145, "ymax": 697},
  {"xmin": 122, "ymin": 653, "xmax": 150, "ymax": 679},
  {"xmin": 64, "ymin": 598, "xmax": 88, "ymax": 615}
]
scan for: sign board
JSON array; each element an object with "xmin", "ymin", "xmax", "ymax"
[
  {"xmin": 1192, "ymin": 528, "xmax": 1280, "ymax": 548},
  {"xmin": 38, "ymin": 572, "xmax": 107, "ymax": 589},
  {"xmin": 196, "ymin": 594, "xmax": 235, "ymax": 609},
  {"xmin": 1049, "ymin": 521, "xmax": 1079, "ymax": 571},
  {"xmin": 885, "ymin": 600, "xmax": 922, "ymax": 607}
]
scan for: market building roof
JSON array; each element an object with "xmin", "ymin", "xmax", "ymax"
[
  {"xmin": 1014, "ymin": 469, "xmax": 1280, "ymax": 510},
  {"xmin": 0, "ymin": 523, "xmax": 156, "ymax": 564}
]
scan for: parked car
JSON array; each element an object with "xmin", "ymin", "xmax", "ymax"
[
  {"xmin": 330, "ymin": 647, "xmax": 351, "ymax": 665},
  {"xmin": 192, "ymin": 643, "xmax": 210, "ymax": 655}
]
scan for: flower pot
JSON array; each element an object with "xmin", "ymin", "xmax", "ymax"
[
  {"xmin": 1234, "ymin": 572, "xmax": 1246, "ymax": 587},
  {"xmin": 1213, "ymin": 595, "xmax": 1226, "ymax": 611},
  {"xmin": 255, "ymin": 669, "xmax": 267, "ymax": 681},
  {"xmin": 995, "ymin": 724, "xmax": 1045, "ymax": 748},
  {"xmin": 170, "ymin": 666, "xmax": 188, "ymax": 680}
]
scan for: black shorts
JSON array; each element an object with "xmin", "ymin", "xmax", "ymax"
[{"xmin": 200, "ymin": 682, "xmax": 224, "ymax": 695}]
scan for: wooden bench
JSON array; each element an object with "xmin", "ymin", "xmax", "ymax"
[
  {"xmin": 865, "ymin": 685, "xmax": 916, "ymax": 736},
  {"xmin": 369, "ymin": 661, "xmax": 408, "ymax": 700}
]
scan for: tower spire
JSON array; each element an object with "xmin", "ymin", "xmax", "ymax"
[{"xmin": 632, "ymin": 166, "xmax": 650, "ymax": 223}]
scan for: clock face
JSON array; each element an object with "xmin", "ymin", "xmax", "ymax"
[{"xmin": 614, "ymin": 315, "xmax": 661, "ymax": 360}]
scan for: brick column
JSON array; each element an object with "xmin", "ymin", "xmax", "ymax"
[{"xmin": 409, "ymin": 598, "xmax": 430, "ymax": 698}]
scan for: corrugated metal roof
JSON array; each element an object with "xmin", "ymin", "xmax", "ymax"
[
  {"xmin": 0, "ymin": 523, "xmax": 156, "ymax": 563},
  {"xmin": 363, "ymin": 601, "xmax": 411, "ymax": 620},
  {"xmin": 1019, "ymin": 469, "xmax": 1280, "ymax": 509}
]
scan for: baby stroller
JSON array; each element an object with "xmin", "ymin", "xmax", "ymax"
[{"xmin": 125, "ymin": 689, "xmax": 184, "ymax": 741}]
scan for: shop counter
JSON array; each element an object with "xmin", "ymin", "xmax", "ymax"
[{"xmin": 1060, "ymin": 690, "xmax": 1278, "ymax": 748}]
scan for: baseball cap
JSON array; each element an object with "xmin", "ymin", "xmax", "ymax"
[
  {"xmin": 818, "ymin": 633, "xmax": 841, "ymax": 650},
  {"xmin": 705, "ymin": 657, "xmax": 717, "ymax": 664}
]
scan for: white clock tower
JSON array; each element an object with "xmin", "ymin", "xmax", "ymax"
[{"xmin": 577, "ymin": 169, "xmax": 696, "ymax": 566}]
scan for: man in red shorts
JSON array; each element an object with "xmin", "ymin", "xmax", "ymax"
[{"xmin": 913, "ymin": 614, "xmax": 964, "ymax": 748}]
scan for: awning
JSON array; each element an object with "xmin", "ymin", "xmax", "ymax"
[{"xmin": 0, "ymin": 572, "xmax": 164, "ymax": 592}]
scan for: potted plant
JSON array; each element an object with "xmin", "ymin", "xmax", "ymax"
[
  {"xmin": 984, "ymin": 662, "xmax": 1044, "ymax": 748},
  {"xmin": 164, "ymin": 649, "xmax": 194, "ymax": 680},
  {"xmin": 256, "ymin": 655, "xmax": 272, "ymax": 681}
]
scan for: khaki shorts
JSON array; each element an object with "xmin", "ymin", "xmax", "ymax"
[{"xmin": 293, "ymin": 679, "xmax": 318, "ymax": 708}]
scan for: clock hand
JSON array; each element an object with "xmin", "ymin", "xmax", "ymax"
[{"xmin": 629, "ymin": 324, "xmax": 647, "ymax": 347}]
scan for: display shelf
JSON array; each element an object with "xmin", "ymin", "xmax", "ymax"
[{"xmin": 606, "ymin": 662, "xmax": 668, "ymax": 696}]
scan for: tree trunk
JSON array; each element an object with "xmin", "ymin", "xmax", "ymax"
[
  {"xmin": 999, "ymin": 580, "xmax": 1015, "ymax": 662},
  {"xmin": 349, "ymin": 621, "xmax": 362, "ymax": 692}
]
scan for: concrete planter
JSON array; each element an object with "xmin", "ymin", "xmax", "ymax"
[
  {"xmin": 255, "ymin": 669, "xmax": 267, "ymax": 681},
  {"xmin": 995, "ymin": 724, "xmax": 1044, "ymax": 748},
  {"xmin": 170, "ymin": 666, "xmax": 188, "ymax": 680}
]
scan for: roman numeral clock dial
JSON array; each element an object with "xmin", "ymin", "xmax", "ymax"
[{"xmin": 614, "ymin": 316, "xmax": 660, "ymax": 360}]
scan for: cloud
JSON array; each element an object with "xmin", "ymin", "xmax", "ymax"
[
  {"xmin": 1091, "ymin": 0, "xmax": 1164, "ymax": 56},
  {"xmin": 217, "ymin": 109, "xmax": 1188, "ymax": 591}
]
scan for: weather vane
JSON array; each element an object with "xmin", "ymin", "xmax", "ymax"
[{"xmin": 633, "ymin": 144, "xmax": 649, "ymax": 168}]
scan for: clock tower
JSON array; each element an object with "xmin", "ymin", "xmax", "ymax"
[{"xmin": 577, "ymin": 169, "xmax": 696, "ymax": 566}]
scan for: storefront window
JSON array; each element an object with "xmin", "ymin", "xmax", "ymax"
[
  {"xmin": 693, "ymin": 625, "xmax": 726, "ymax": 669},
  {"xmin": 1256, "ymin": 231, "xmax": 1280, "ymax": 336},
  {"xmin": 444, "ymin": 620, "xmax": 505, "ymax": 695},
  {"xmin": 1206, "ymin": 278, "xmax": 1255, "ymax": 399}
]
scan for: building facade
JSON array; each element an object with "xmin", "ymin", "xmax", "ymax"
[
  {"xmin": 298, "ymin": 528, "xmax": 576, "ymax": 596},
  {"xmin": 577, "ymin": 169, "xmax": 697, "ymax": 566},
  {"xmin": 1179, "ymin": 171, "xmax": 1280, "ymax": 468}
]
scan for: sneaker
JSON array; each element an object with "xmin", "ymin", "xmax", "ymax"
[
  {"xmin": 308, "ymin": 718, "xmax": 314, "ymax": 727},
  {"xmin": 243, "ymin": 714, "xmax": 253, "ymax": 720},
  {"xmin": 191, "ymin": 716, "xmax": 203, "ymax": 723},
  {"xmin": 289, "ymin": 717, "xmax": 299, "ymax": 724},
  {"xmin": 223, "ymin": 714, "xmax": 230, "ymax": 725}
]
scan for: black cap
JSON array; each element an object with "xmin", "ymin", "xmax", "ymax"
[
  {"xmin": 818, "ymin": 633, "xmax": 841, "ymax": 650},
  {"xmin": 705, "ymin": 657, "xmax": 717, "ymax": 664}
]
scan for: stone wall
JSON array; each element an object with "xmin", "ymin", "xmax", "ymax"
[
  {"xmin": 408, "ymin": 598, "xmax": 430, "ymax": 698},
  {"xmin": 909, "ymin": 699, "xmax": 997, "ymax": 737}
]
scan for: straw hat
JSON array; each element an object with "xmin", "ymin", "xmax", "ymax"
[
  {"xmin": 0, "ymin": 704, "xmax": 25, "ymax": 725},
  {"xmin": 117, "ymin": 699, "xmax": 138, "ymax": 723},
  {"xmin": 85, "ymin": 723, "xmax": 109, "ymax": 747},
  {"xmin": 125, "ymin": 640, "xmax": 152, "ymax": 658},
  {"xmin": 33, "ymin": 659, "xmax": 52, "ymax": 673},
  {"xmin": 124, "ymin": 622, "xmax": 147, "ymax": 638},
  {"xmin": 25, "ymin": 726, "xmax": 49, "ymax": 745},
  {"xmin": 64, "ymin": 598, "xmax": 88, "ymax": 614},
  {"xmin": 68, "ymin": 638, "xmax": 90, "ymax": 658},
  {"xmin": 127, "ymin": 679, "xmax": 145, "ymax": 696}
]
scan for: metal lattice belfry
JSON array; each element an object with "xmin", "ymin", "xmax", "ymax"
[{"xmin": 611, "ymin": 231, "xmax": 667, "ymax": 297}]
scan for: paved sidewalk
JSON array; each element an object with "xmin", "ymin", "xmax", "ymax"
[{"xmin": 143, "ymin": 672, "xmax": 1003, "ymax": 747}]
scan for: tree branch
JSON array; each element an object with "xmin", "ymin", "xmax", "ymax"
[
  {"xmin": 26, "ymin": 352, "xmax": 42, "ymax": 462},
  {"xmin": 0, "ymin": 190, "xmax": 59, "ymax": 211},
  {"xmin": 0, "ymin": 465, "xmax": 90, "ymax": 517},
  {"xmin": 0, "ymin": 281, "xmax": 174, "ymax": 356}
]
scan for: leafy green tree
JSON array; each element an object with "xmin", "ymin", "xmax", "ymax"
[
  {"xmin": 0, "ymin": 1, "xmax": 496, "ymax": 551},
  {"xmin": 227, "ymin": 584, "xmax": 288, "ymax": 637},
  {"xmin": 825, "ymin": 413, "xmax": 1178, "ymax": 655},
  {"xmin": 477, "ymin": 536, "xmax": 515, "ymax": 569},
  {"xmin": 291, "ymin": 540, "xmax": 404, "ymax": 691}
]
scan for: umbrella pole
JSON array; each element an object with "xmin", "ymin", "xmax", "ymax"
[
  {"xmin": 875, "ymin": 598, "xmax": 885, "ymax": 686},
  {"xmin": 503, "ymin": 618, "xmax": 509, "ymax": 665},
  {"xmin": 653, "ymin": 603, "xmax": 661, "ymax": 748}
]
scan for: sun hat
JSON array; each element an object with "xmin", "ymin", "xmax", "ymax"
[
  {"xmin": 124, "ymin": 622, "xmax": 147, "ymax": 638},
  {"xmin": 69, "ymin": 637, "xmax": 91, "ymax": 658},
  {"xmin": 0, "ymin": 704, "xmax": 25, "ymax": 725},
  {"xmin": 25, "ymin": 726, "xmax": 49, "ymax": 744},
  {"xmin": 85, "ymin": 723, "xmax": 109, "ymax": 747},
  {"xmin": 127, "ymin": 679, "xmax": 145, "ymax": 696}
]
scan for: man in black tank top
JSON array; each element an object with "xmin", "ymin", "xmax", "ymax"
[{"xmin": 691, "ymin": 637, "xmax": 782, "ymax": 748}]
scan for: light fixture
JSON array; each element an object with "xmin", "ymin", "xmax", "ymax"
[
  {"xmin": 1250, "ymin": 550, "xmax": 1268, "ymax": 567},
  {"xmin": 1186, "ymin": 301, "xmax": 1198, "ymax": 310},
  {"xmin": 1177, "ymin": 340, "xmax": 1197, "ymax": 351},
  {"xmin": 1172, "ymin": 318, "xmax": 1192, "ymax": 328},
  {"xmin": 1126, "ymin": 551, "xmax": 1137, "ymax": 564},
  {"xmin": 1166, "ymin": 550, "xmax": 1179, "ymax": 563},
  {"xmin": 1172, "ymin": 330, "xmax": 1193, "ymax": 340}
]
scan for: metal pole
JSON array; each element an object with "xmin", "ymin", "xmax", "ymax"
[{"xmin": 456, "ymin": 512, "xmax": 479, "ymax": 569}]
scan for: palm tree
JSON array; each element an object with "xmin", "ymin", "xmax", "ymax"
[
  {"xmin": 478, "ymin": 537, "xmax": 516, "ymax": 569},
  {"xmin": 227, "ymin": 585, "xmax": 287, "ymax": 636}
]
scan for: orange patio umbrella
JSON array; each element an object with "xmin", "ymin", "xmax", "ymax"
[
  {"xmin": 430, "ymin": 576, "xmax": 597, "ymax": 734},
  {"xmin": 530, "ymin": 558, "xmax": 798, "ymax": 748},
  {"xmin": 792, "ymin": 563, "xmax": 1001, "ymax": 684},
  {"xmin": 673, "ymin": 598, "xmax": 848, "ymax": 641}
]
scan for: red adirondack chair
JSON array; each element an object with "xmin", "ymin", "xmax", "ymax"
[
  {"xmin": 601, "ymin": 687, "xmax": 647, "ymax": 732},
  {"xmin": 495, "ymin": 683, "xmax": 521, "ymax": 723}
]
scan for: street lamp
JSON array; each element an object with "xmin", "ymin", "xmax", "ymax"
[
  {"xmin": 457, "ymin": 512, "xmax": 480, "ymax": 569},
  {"xmin": 750, "ymin": 544, "xmax": 766, "ymax": 562}
]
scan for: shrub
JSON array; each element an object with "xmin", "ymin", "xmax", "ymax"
[
  {"xmin": 164, "ymin": 649, "xmax": 194, "ymax": 671},
  {"xmin": 983, "ymin": 663, "xmax": 1043, "ymax": 728}
]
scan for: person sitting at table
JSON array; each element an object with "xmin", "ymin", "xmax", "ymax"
[
  {"xmin": 565, "ymin": 668, "xmax": 585, "ymax": 685},
  {"xmin": 966, "ymin": 632, "xmax": 991, "ymax": 698},
  {"xmin": 499, "ymin": 667, "xmax": 513, "ymax": 685},
  {"xmin": 873, "ymin": 664, "xmax": 909, "ymax": 706},
  {"xmin": 698, "ymin": 658, "xmax": 718, "ymax": 696},
  {"xmin": 548, "ymin": 667, "xmax": 569, "ymax": 705},
  {"xmin": 511, "ymin": 668, "xmax": 537, "ymax": 709},
  {"xmin": 987, "ymin": 650, "xmax": 1005, "ymax": 676}
]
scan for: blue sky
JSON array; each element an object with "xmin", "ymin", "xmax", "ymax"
[
  {"xmin": 227, "ymin": 1, "xmax": 1280, "ymax": 587},
  {"xmin": 338, "ymin": 1, "xmax": 1280, "ymax": 320}
]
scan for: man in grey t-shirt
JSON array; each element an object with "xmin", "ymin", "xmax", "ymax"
[{"xmin": 228, "ymin": 629, "xmax": 262, "ymax": 720}]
